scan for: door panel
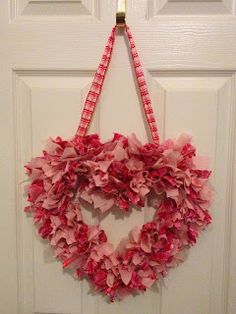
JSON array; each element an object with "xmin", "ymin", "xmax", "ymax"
[
  {"xmin": 152, "ymin": 73, "xmax": 234, "ymax": 314},
  {"xmin": 1, "ymin": 1, "xmax": 236, "ymax": 313}
]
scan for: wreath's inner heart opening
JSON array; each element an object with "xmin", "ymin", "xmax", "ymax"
[{"xmin": 80, "ymin": 199, "xmax": 156, "ymax": 252}]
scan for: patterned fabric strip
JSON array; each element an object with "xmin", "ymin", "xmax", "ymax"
[
  {"xmin": 76, "ymin": 25, "xmax": 160, "ymax": 145},
  {"xmin": 125, "ymin": 26, "xmax": 159, "ymax": 144}
]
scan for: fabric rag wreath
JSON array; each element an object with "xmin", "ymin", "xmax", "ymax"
[{"xmin": 24, "ymin": 26, "xmax": 213, "ymax": 302}]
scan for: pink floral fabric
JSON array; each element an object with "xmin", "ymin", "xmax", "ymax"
[{"xmin": 24, "ymin": 132, "xmax": 212, "ymax": 301}]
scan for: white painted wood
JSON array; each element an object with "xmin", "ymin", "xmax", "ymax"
[
  {"xmin": 1, "ymin": 0, "xmax": 236, "ymax": 314},
  {"xmin": 150, "ymin": 73, "xmax": 234, "ymax": 314},
  {"xmin": 14, "ymin": 71, "xmax": 98, "ymax": 314},
  {"xmin": 151, "ymin": 0, "xmax": 234, "ymax": 15},
  {"xmin": 11, "ymin": 0, "xmax": 99, "ymax": 20}
]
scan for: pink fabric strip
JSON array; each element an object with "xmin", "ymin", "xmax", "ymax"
[{"xmin": 75, "ymin": 25, "xmax": 159, "ymax": 145}]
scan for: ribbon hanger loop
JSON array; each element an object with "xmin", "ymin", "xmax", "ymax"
[{"xmin": 116, "ymin": 0, "xmax": 126, "ymax": 27}]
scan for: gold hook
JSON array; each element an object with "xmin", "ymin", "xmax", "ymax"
[{"xmin": 116, "ymin": 0, "xmax": 126, "ymax": 27}]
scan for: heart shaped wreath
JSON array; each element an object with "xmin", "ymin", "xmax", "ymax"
[{"xmin": 24, "ymin": 26, "xmax": 213, "ymax": 301}]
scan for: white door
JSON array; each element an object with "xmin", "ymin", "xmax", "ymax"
[{"xmin": 1, "ymin": 0, "xmax": 236, "ymax": 313}]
